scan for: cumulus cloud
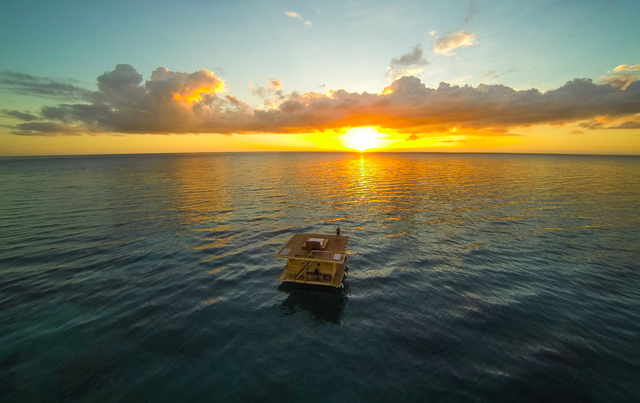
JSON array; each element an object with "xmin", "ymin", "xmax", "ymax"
[
  {"xmin": 433, "ymin": 31, "xmax": 477, "ymax": 56},
  {"xmin": 598, "ymin": 62, "xmax": 640, "ymax": 90},
  {"xmin": 285, "ymin": 11, "xmax": 311, "ymax": 27},
  {"xmin": 386, "ymin": 45, "xmax": 429, "ymax": 81},
  {"xmin": 3, "ymin": 65, "xmax": 640, "ymax": 137}
]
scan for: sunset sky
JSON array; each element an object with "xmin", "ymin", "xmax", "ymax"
[{"xmin": 1, "ymin": 0, "xmax": 639, "ymax": 156}]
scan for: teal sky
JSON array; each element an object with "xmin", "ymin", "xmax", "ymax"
[
  {"xmin": 1, "ymin": 0, "xmax": 639, "ymax": 155},
  {"xmin": 2, "ymin": 0, "xmax": 638, "ymax": 102}
]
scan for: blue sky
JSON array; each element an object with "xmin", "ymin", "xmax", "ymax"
[
  {"xmin": 1, "ymin": 0, "xmax": 639, "ymax": 155},
  {"xmin": 3, "ymin": 0, "xmax": 638, "ymax": 100}
]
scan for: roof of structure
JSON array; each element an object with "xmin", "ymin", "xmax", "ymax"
[{"xmin": 274, "ymin": 233, "xmax": 349, "ymax": 264}]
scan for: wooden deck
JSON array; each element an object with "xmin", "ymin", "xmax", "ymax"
[
  {"xmin": 275, "ymin": 233, "xmax": 350, "ymax": 288},
  {"xmin": 274, "ymin": 233, "xmax": 349, "ymax": 264}
]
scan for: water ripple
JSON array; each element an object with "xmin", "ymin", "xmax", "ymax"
[{"xmin": 1, "ymin": 153, "xmax": 639, "ymax": 402}]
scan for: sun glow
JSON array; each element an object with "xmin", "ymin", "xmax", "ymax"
[
  {"xmin": 339, "ymin": 127, "xmax": 396, "ymax": 152},
  {"xmin": 172, "ymin": 83, "xmax": 225, "ymax": 103}
]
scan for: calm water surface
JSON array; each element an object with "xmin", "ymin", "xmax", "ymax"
[{"xmin": 1, "ymin": 153, "xmax": 639, "ymax": 402}]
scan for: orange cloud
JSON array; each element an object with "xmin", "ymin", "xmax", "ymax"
[
  {"xmin": 4, "ymin": 65, "xmax": 640, "ymax": 138},
  {"xmin": 269, "ymin": 80, "xmax": 283, "ymax": 89}
]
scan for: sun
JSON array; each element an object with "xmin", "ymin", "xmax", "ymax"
[{"xmin": 339, "ymin": 127, "xmax": 394, "ymax": 152}]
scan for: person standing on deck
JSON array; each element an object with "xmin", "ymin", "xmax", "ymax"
[{"xmin": 336, "ymin": 226, "xmax": 341, "ymax": 238}]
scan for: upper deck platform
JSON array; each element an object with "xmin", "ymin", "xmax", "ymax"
[{"xmin": 274, "ymin": 233, "xmax": 349, "ymax": 264}]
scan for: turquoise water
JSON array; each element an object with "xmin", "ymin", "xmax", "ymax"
[{"xmin": 1, "ymin": 152, "xmax": 639, "ymax": 402}]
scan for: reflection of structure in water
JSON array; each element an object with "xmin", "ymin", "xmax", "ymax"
[{"xmin": 277, "ymin": 282, "xmax": 349, "ymax": 325}]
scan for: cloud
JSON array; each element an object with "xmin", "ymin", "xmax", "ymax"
[
  {"xmin": 10, "ymin": 122, "xmax": 83, "ymax": 136},
  {"xmin": 0, "ymin": 71, "xmax": 92, "ymax": 100},
  {"xmin": 285, "ymin": 11, "xmax": 311, "ymax": 27},
  {"xmin": 570, "ymin": 130, "xmax": 583, "ymax": 135},
  {"xmin": 614, "ymin": 64, "xmax": 640, "ymax": 72},
  {"xmin": 249, "ymin": 78, "xmax": 285, "ymax": 108},
  {"xmin": 429, "ymin": 30, "xmax": 437, "ymax": 37},
  {"xmin": 2, "ymin": 109, "xmax": 38, "ymax": 121},
  {"xmin": 578, "ymin": 120, "xmax": 605, "ymax": 130},
  {"xmin": 4, "ymin": 65, "xmax": 640, "ymax": 137},
  {"xmin": 386, "ymin": 45, "xmax": 429, "ymax": 81},
  {"xmin": 609, "ymin": 120, "xmax": 640, "ymax": 129},
  {"xmin": 483, "ymin": 67, "xmax": 517, "ymax": 79},
  {"xmin": 464, "ymin": 2, "xmax": 480, "ymax": 24},
  {"xmin": 433, "ymin": 31, "xmax": 477, "ymax": 56},
  {"xmin": 269, "ymin": 79, "xmax": 283, "ymax": 89},
  {"xmin": 599, "ymin": 62, "xmax": 640, "ymax": 90}
]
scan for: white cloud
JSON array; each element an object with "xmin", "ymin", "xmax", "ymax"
[
  {"xmin": 285, "ymin": 11, "xmax": 311, "ymax": 27},
  {"xmin": 433, "ymin": 31, "xmax": 477, "ymax": 56}
]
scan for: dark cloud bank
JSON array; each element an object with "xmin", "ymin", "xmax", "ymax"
[{"xmin": 1, "ymin": 64, "xmax": 640, "ymax": 137}]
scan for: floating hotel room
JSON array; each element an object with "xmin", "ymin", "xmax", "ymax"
[{"xmin": 274, "ymin": 233, "xmax": 349, "ymax": 288}]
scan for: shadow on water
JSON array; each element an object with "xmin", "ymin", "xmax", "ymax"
[{"xmin": 277, "ymin": 281, "xmax": 349, "ymax": 325}]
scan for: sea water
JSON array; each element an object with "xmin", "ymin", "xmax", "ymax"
[{"xmin": 1, "ymin": 152, "xmax": 639, "ymax": 402}]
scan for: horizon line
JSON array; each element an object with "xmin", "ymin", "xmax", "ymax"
[{"xmin": 2, "ymin": 150, "xmax": 639, "ymax": 159}]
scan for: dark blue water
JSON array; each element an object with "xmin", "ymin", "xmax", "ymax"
[{"xmin": 1, "ymin": 152, "xmax": 639, "ymax": 402}]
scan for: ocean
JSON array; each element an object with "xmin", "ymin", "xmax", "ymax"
[{"xmin": 1, "ymin": 152, "xmax": 639, "ymax": 402}]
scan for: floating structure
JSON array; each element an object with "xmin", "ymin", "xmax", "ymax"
[{"xmin": 274, "ymin": 233, "xmax": 349, "ymax": 288}]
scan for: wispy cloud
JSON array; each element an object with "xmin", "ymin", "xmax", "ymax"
[
  {"xmin": 614, "ymin": 64, "xmax": 640, "ymax": 72},
  {"xmin": 433, "ymin": 31, "xmax": 477, "ymax": 56},
  {"xmin": 610, "ymin": 120, "xmax": 640, "ymax": 129},
  {"xmin": 10, "ymin": 122, "xmax": 83, "ymax": 136},
  {"xmin": 464, "ymin": 1, "xmax": 480, "ymax": 24},
  {"xmin": 2, "ymin": 109, "xmax": 38, "ymax": 121},
  {"xmin": 249, "ymin": 79, "xmax": 285, "ymax": 108},
  {"xmin": 386, "ymin": 45, "xmax": 429, "ymax": 81},
  {"xmin": 4, "ymin": 65, "xmax": 640, "ymax": 137},
  {"xmin": 578, "ymin": 120, "xmax": 605, "ymax": 130},
  {"xmin": 599, "ymin": 62, "xmax": 640, "ymax": 90},
  {"xmin": 0, "ymin": 71, "xmax": 91, "ymax": 100},
  {"xmin": 483, "ymin": 67, "xmax": 517, "ymax": 79},
  {"xmin": 285, "ymin": 11, "xmax": 311, "ymax": 27}
]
